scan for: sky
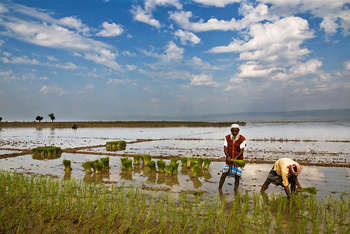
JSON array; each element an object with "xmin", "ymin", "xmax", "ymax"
[{"xmin": 0, "ymin": 0, "xmax": 350, "ymax": 121}]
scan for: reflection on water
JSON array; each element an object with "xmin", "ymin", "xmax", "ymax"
[
  {"xmin": 64, "ymin": 171, "xmax": 71, "ymax": 180},
  {"xmin": 120, "ymin": 170, "xmax": 133, "ymax": 181}
]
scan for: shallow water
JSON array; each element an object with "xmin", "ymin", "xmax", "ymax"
[{"xmin": 0, "ymin": 153, "xmax": 349, "ymax": 198}]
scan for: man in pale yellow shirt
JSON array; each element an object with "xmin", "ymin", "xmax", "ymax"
[{"xmin": 260, "ymin": 158, "xmax": 302, "ymax": 198}]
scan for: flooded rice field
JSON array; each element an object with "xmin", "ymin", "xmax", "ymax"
[{"xmin": 0, "ymin": 121, "xmax": 350, "ymax": 198}]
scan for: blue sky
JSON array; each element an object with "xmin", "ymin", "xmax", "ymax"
[{"xmin": 0, "ymin": 0, "xmax": 350, "ymax": 121}]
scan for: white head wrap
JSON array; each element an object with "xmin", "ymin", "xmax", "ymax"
[{"xmin": 230, "ymin": 124, "xmax": 240, "ymax": 129}]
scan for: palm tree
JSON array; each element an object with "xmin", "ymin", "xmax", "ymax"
[
  {"xmin": 48, "ymin": 113, "xmax": 55, "ymax": 122},
  {"xmin": 35, "ymin": 115, "xmax": 43, "ymax": 122}
]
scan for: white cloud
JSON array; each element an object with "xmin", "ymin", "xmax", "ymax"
[
  {"xmin": 0, "ymin": 3, "xmax": 8, "ymax": 13},
  {"xmin": 260, "ymin": 0, "xmax": 350, "ymax": 35},
  {"xmin": 59, "ymin": 16, "xmax": 90, "ymax": 35},
  {"xmin": 131, "ymin": 6, "xmax": 161, "ymax": 28},
  {"xmin": 236, "ymin": 62, "xmax": 277, "ymax": 78},
  {"xmin": 174, "ymin": 29, "xmax": 200, "ymax": 45},
  {"xmin": 290, "ymin": 59, "xmax": 322, "ymax": 76},
  {"xmin": 126, "ymin": 64, "xmax": 137, "ymax": 71},
  {"xmin": 192, "ymin": 0, "xmax": 240, "ymax": 7},
  {"xmin": 162, "ymin": 41, "xmax": 184, "ymax": 62},
  {"xmin": 131, "ymin": 0, "xmax": 182, "ymax": 28},
  {"xmin": 1, "ymin": 55, "xmax": 40, "ymax": 65},
  {"xmin": 47, "ymin": 55, "xmax": 57, "ymax": 61},
  {"xmin": 190, "ymin": 74, "xmax": 218, "ymax": 87},
  {"xmin": 107, "ymin": 78, "xmax": 125, "ymax": 85},
  {"xmin": 0, "ymin": 40, "xmax": 4, "ymax": 46},
  {"xmin": 55, "ymin": 62, "xmax": 78, "ymax": 70},
  {"xmin": 209, "ymin": 17, "xmax": 313, "ymax": 65},
  {"xmin": 96, "ymin": 21, "xmax": 123, "ymax": 37},
  {"xmin": 344, "ymin": 61, "xmax": 350, "ymax": 71},
  {"xmin": 169, "ymin": 4, "xmax": 275, "ymax": 32},
  {"xmin": 0, "ymin": 4, "xmax": 121, "ymax": 71},
  {"xmin": 40, "ymin": 85, "xmax": 66, "ymax": 96},
  {"xmin": 191, "ymin": 56, "xmax": 220, "ymax": 70}
]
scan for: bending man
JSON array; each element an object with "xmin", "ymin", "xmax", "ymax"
[
  {"xmin": 260, "ymin": 158, "xmax": 302, "ymax": 199},
  {"xmin": 218, "ymin": 124, "xmax": 247, "ymax": 194}
]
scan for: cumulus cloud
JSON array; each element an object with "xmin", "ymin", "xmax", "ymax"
[
  {"xmin": 210, "ymin": 17, "xmax": 313, "ymax": 65},
  {"xmin": 260, "ymin": 0, "xmax": 350, "ymax": 35},
  {"xmin": 96, "ymin": 21, "xmax": 123, "ymax": 37},
  {"xmin": 169, "ymin": 3, "xmax": 275, "ymax": 32},
  {"xmin": 40, "ymin": 85, "xmax": 66, "ymax": 96},
  {"xmin": 192, "ymin": 0, "xmax": 240, "ymax": 7},
  {"xmin": 344, "ymin": 61, "xmax": 350, "ymax": 71},
  {"xmin": 131, "ymin": 0, "xmax": 182, "ymax": 28},
  {"xmin": 190, "ymin": 74, "xmax": 218, "ymax": 87},
  {"xmin": 0, "ymin": 4, "xmax": 121, "ymax": 71},
  {"xmin": 126, "ymin": 64, "xmax": 137, "ymax": 71},
  {"xmin": 162, "ymin": 41, "xmax": 184, "ymax": 62},
  {"xmin": 1, "ymin": 55, "xmax": 40, "ymax": 65},
  {"xmin": 174, "ymin": 29, "xmax": 200, "ymax": 45},
  {"xmin": 55, "ymin": 62, "xmax": 78, "ymax": 70},
  {"xmin": 191, "ymin": 56, "xmax": 220, "ymax": 70}
]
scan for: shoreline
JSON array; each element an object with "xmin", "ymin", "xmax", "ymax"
[{"xmin": 0, "ymin": 120, "xmax": 344, "ymax": 128}]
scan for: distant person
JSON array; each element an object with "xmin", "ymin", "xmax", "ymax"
[
  {"xmin": 218, "ymin": 124, "xmax": 247, "ymax": 194},
  {"xmin": 260, "ymin": 158, "xmax": 302, "ymax": 199}
]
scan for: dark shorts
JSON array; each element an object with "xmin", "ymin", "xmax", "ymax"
[{"xmin": 266, "ymin": 169, "xmax": 283, "ymax": 186}]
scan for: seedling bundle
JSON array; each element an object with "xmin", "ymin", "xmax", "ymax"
[
  {"xmin": 32, "ymin": 146, "xmax": 62, "ymax": 160},
  {"xmin": 106, "ymin": 140, "xmax": 126, "ymax": 151},
  {"xmin": 82, "ymin": 157, "xmax": 110, "ymax": 174},
  {"xmin": 63, "ymin": 160, "xmax": 72, "ymax": 172}
]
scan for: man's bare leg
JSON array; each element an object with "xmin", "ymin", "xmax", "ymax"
[
  {"xmin": 218, "ymin": 172, "xmax": 228, "ymax": 190},
  {"xmin": 234, "ymin": 175, "xmax": 240, "ymax": 194}
]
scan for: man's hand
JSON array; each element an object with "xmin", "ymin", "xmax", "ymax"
[{"xmin": 284, "ymin": 185, "xmax": 291, "ymax": 199}]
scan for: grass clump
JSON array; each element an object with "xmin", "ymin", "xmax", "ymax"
[
  {"xmin": 106, "ymin": 140, "xmax": 126, "ymax": 151},
  {"xmin": 32, "ymin": 146, "xmax": 62, "ymax": 160},
  {"xmin": 1, "ymin": 171, "xmax": 349, "ymax": 234}
]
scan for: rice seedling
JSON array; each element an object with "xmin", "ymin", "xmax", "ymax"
[
  {"xmin": 143, "ymin": 154, "xmax": 152, "ymax": 166},
  {"xmin": 169, "ymin": 161, "xmax": 179, "ymax": 175},
  {"xmin": 148, "ymin": 160, "xmax": 156, "ymax": 171},
  {"xmin": 164, "ymin": 165, "xmax": 172, "ymax": 175},
  {"xmin": 133, "ymin": 155, "xmax": 143, "ymax": 166},
  {"xmin": 186, "ymin": 157, "xmax": 196, "ymax": 168},
  {"xmin": 32, "ymin": 146, "xmax": 62, "ymax": 160},
  {"xmin": 62, "ymin": 160, "xmax": 72, "ymax": 172},
  {"xmin": 121, "ymin": 157, "xmax": 133, "ymax": 170},
  {"xmin": 106, "ymin": 140, "xmax": 127, "ymax": 151},
  {"xmin": 1, "ymin": 170, "xmax": 350, "ymax": 233},
  {"xmin": 157, "ymin": 160, "xmax": 166, "ymax": 172},
  {"xmin": 191, "ymin": 165, "xmax": 202, "ymax": 177},
  {"xmin": 231, "ymin": 159, "xmax": 246, "ymax": 168},
  {"xmin": 93, "ymin": 160, "xmax": 104, "ymax": 174},
  {"xmin": 298, "ymin": 186, "xmax": 317, "ymax": 195},
  {"xmin": 181, "ymin": 158, "xmax": 188, "ymax": 167},
  {"xmin": 82, "ymin": 161, "xmax": 94, "ymax": 174},
  {"xmin": 100, "ymin": 157, "xmax": 109, "ymax": 170},
  {"xmin": 196, "ymin": 158, "xmax": 204, "ymax": 168},
  {"xmin": 203, "ymin": 159, "xmax": 211, "ymax": 169}
]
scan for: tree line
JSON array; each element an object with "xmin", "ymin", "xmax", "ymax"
[{"xmin": 35, "ymin": 113, "xmax": 56, "ymax": 122}]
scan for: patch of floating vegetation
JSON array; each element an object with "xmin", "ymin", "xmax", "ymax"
[
  {"xmin": 31, "ymin": 146, "xmax": 62, "ymax": 160},
  {"xmin": 1, "ymin": 170, "xmax": 349, "ymax": 233},
  {"xmin": 106, "ymin": 141, "xmax": 126, "ymax": 151}
]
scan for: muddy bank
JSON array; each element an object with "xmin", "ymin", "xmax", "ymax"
[{"xmin": 0, "ymin": 121, "xmax": 246, "ymax": 128}]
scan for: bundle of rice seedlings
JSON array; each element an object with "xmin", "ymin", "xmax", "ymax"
[
  {"xmin": 93, "ymin": 160, "xmax": 104, "ymax": 174},
  {"xmin": 63, "ymin": 160, "xmax": 72, "ymax": 172},
  {"xmin": 181, "ymin": 158, "xmax": 188, "ymax": 167},
  {"xmin": 121, "ymin": 157, "xmax": 132, "ymax": 170},
  {"xmin": 170, "ymin": 162, "xmax": 179, "ymax": 175},
  {"xmin": 191, "ymin": 165, "xmax": 202, "ymax": 177},
  {"xmin": 32, "ymin": 146, "xmax": 62, "ymax": 160},
  {"xmin": 186, "ymin": 158, "xmax": 196, "ymax": 168},
  {"xmin": 164, "ymin": 165, "xmax": 172, "ymax": 175},
  {"xmin": 298, "ymin": 187, "xmax": 317, "ymax": 195},
  {"xmin": 170, "ymin": 158, "xmax": 178, "ymax": 165},
  {"xmin": 231, "ymin": 159, "xmax": 246, "ymax": 168},
  {"xmin": 203, "ymin": 159, "xmax": 211, "ymax": 169},
  {"xmin": 106, "ymin": 140, "xmax": 127, "ymax": 151},
  {"xmin": 148, "ymin": 161, "xmax": 156, "ymax": 171},
  {"xmin": 196, "ymin": 158, "xmax": 204, "ymax": 168},
  {"xmin": 157, "ymin": 160, "xmax": 166, "ymax": 172},
  {"xmin": 82, "ymin": 161, "xmax": 93, "ymax": 174},
  {"xmin": 143, "ymin": 154, "xmax": 152, "ymax": 166},
  {"xmin": 133, "ymin": 155, "xmax": 142, "ymax": 165},
  {"xmin": 100, "ymin": 157, "xmax": 110, "ymax": 169}
]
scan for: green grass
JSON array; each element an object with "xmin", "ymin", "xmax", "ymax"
[{"xmin": 0, "ymin": 171, "xmax": 349, "ymax": 233}]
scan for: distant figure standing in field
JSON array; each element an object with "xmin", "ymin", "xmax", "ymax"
[
  {"xmin": 218, "ymin": 124, "xmax": 247, "ymax": 194},
  {"xmin": 260, "ymin": 158, "xmax": 302, "ymax": 199}
]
